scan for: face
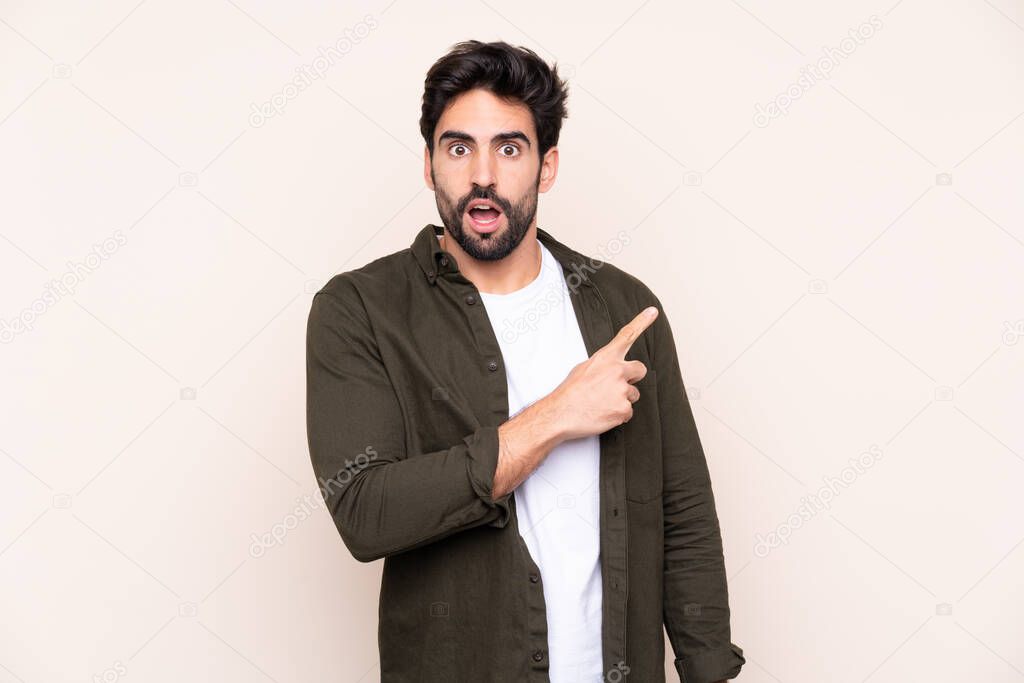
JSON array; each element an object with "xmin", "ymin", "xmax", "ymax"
[{"xmin": 424, "ymin": 88, "xmax": 558, "ymax": 261}]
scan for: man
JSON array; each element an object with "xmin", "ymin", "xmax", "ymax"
[{"xmin": 306, "ymin": 39, "xmax": 745, "ymax": 683}]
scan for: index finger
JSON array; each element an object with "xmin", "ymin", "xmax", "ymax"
[{"xmin": 604, "ymin": 306, "xmax": 658, "ymax": 359}]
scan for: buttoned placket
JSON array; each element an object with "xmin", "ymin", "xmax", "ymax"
[
  {"xmin": 426, "ymin": 229, "xmax": 629, "ymax": 680},
  {"xmin": 566, "ymin": 263, "xmax": 630, "ymax": 676}
]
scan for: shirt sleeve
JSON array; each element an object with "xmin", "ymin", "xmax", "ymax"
[
  {"xmin": 305, "ymin": 281, "xmax": 512, "ymax": 563},
  {"xmin": 643, "ymin": 288, "xmax": 746, "ymax": 683}
]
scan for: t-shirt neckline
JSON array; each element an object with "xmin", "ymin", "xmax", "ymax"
[{"xmin": 476, "ymin": 242, "xmax": 554, "ymax": 305}]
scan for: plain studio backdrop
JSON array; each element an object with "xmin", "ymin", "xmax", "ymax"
[{"xmin": 1, "ymin": 1, "xmax": 1023, "ymax": 681}]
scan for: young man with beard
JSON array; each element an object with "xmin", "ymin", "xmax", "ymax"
[{"xmin": 306, "ymin": 39, "xmax": 745, "ymax": 683}]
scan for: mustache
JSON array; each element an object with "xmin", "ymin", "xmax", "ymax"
[{"xmin": 457, "ymin": 190, "xmax": 510, "ymax": 214}]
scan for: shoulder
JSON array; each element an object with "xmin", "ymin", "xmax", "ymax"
[
  {"xmin": 308, "ymin": 246, "xmax": 416, "ymax": 341},
  {"xmin": 584, "ymin": 257, "xmax": 661, "ymax": 316},
  {"xmin": 573, "ymin": 255, "xmax": 670, "ymax": 364},
  {"xmin": 314, "ymin": 246, "xmax": 418, "ymax": 316}
]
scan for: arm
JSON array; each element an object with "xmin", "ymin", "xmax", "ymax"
[
  {"xmin": 646, "ymin": 291, "xmax": 745, "ymax": 682},
  {"xmin": 494, "ymin": 395, "xmax": 567, "ymax": 499},
  {"xmin": 306, "ymin": 282, "xmax": 561, "ymax": 563}
]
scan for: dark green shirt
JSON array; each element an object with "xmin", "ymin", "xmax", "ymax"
[{"xmin": 305, "ymin": 223, "xmax": 745, "ymax": 682}]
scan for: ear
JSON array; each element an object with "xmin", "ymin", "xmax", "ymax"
[
  {"xmin": 538, "ymin": 146, "xmax": 559, "ymax": 193},
  {"xmin": 424, "ymin": 145, "xmax": 436, "ymax": 190}
]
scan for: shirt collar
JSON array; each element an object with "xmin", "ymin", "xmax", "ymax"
[{"xmin": 411, "ymin": 223, "xmax": 596, "ymax": 289}]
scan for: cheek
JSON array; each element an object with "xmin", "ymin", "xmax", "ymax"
[
  {"xmin": 507, "ymin": 184, "xmax": 536, "ymax": 210},
  {"xmin": 442, "ymin": 177, "xmax": 473, "ymax": 202},
  {"xmin": 430, "ymin": 161, "xmax": 457, "ymax": 187},
  {"xmin": 432, "ymin": 176, "xmax": 461, "ymax": 204}
]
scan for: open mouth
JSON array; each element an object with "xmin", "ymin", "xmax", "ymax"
[{"xmin": 465, "ymin": 201, "xmax": 504, "ymax": 233}]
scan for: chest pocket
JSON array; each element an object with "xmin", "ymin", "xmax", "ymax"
[{"xmin": 623, "ymin": 369, "xmax": 662, "ymax": 503}]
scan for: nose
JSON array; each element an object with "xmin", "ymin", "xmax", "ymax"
[{"xmin": 469, "ymin": 148, "xmax": 496, "ymax": 188}]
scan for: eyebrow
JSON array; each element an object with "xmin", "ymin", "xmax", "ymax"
[{"xmin": 437, "ymin": 130, "xmax": 532, "ymax": 149}]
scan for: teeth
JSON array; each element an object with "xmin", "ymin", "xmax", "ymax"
[{"xmin": 468, "ymin": 202, "xmax": 500, "ymax": 226}]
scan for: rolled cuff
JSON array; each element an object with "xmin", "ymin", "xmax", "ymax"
[
  {"xmin": 464, "ymin": 425, "xmax": 513, "ymax": 528},
  {"xmin": 674, "ymin": 642, "xmax": 745, "ymax": 683}
]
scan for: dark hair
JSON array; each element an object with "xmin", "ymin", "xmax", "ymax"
[{"xmin": 420, "ymin": 40, "xmax": 569, "ymax": 161}]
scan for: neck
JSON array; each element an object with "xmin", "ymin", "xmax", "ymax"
[{"xmin": 441, "ymin": 223, "xmax": 542, "ymax": 295}]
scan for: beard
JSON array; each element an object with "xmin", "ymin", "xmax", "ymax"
[{"xmin": 431, "ymin": 166, "xmax": 540, "ymax": 261}]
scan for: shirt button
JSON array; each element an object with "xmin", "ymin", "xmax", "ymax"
[
  {"xmin": 529, "ymin": 572, "xmax": 539, "ymax": 583},
  {"xmin": 532, "ymin": 649, "xmax": 544, "ymax": 662},
  {"xmin": 439, "ymin": 256, "xmax": 448, "ymax": 267},
  {"xmin": 487, "ymin": 360, "xmax": 498, "ymax": 372},
  {"xmin": 465, "ymin": 294, "xmax": 477, "ymax": 305}
]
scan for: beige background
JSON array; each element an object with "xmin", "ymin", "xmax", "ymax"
[{"xmin": 2, "ymin": 1, "xmax": 1023, "ymax": 681}]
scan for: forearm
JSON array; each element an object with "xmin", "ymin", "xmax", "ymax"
[
  {"xmin": 308, "ymin": 288, "xmax": 518, "ymax": 563},
  {"xmin": 318, "ymin": 425, "xmax": 512, "ymax": 562},
  {"xmin": 321, "ymin": 396, "xmax": 566, "ymax": 561},
  {"xmin": 493, "ymin": 393, "xmax": 567, "ymax": 499},
  {"xmin": 663, "ymin": 481, "xmax": 734, "ymax": 650},
  {"xmin": 661, "ymin": 419, "xmax": 744, "ymax": 683},
  {"xmin": 642, "ymin": 287, "xmax": 744, "ymax": 682}
]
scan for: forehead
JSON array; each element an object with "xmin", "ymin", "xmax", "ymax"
[{"xmin": 435, "ymin": 88, "xmax": 536, "ymax": 143}]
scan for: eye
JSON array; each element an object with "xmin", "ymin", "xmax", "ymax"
[
  {"xmin": 500, "ymin": 144, "xmax": 520, "ymax": 157},
  {"xmin": 449, "ymin": 143, "xmax": 469, "ymax": 157}
]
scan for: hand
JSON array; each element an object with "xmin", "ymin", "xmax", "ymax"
[{"xmin": 546, "ymin": 306, "xmax": 658, "ymax": 441}]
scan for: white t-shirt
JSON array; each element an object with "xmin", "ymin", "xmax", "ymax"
[{"xmin": 477, "ymin": 241, "xmax": 604, "ymax": 683}]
